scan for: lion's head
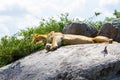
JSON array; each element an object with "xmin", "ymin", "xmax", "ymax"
[{"xmin": 32, "ymin": 34, "xmax": 47, "ymax": 45}]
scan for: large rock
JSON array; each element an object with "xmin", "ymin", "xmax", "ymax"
[
  {"xmin": 0, "ymin": 44, "xmax": 120, "ymax": 80},
  {"xmin": 62, "ymin": 22, "xmax": 98, "ymax": 37},
  {"xmin": 98, "ymin": 18, "xmax": 120, "ymax": 42}
]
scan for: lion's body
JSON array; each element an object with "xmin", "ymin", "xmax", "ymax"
[
  {"xmin": 32, "ymin": 31, "xmax": 117, "ymax": 51},
  {"xmin": 62, "ymin": 34, "xmax": 94, "ymax": 45}
]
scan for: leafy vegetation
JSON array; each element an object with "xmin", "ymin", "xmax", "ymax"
[
  {"xmin": 0, "ymin": 10, "xmax": 120, "ymax": 67},
  {"xmin": 0, "ymin": 13, "xmax": 72, "ymax": 67}
]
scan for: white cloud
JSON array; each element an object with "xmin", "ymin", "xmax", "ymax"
[
  {"xmin": 0, "ymin": 0, "xmax": 120, "ymax": 38},
  {"xmin": 93, "ymin": 0, "xmax": 120, "ymax": 20},
  {"xmin": 99, "ymin": 0, "xmax": 120, "ymax": 7},
  {"xmin": 0, "ymin": 24, "xmax": 10, "ymax": 37},
  {"xmin": 0, "ymin": 0, "xmax": 86, "ymax": 31},
  {"xmin": 94, "ymin": 7, "xmax": 113, "ymax": 16},
  {"xmin": 17, "ymin": 14, "xmax": 40, "ymax": 30},
  {"xmin": 0, "ymin": 0, "xmax": 19, "ymax": 10},
  {"xmin": 0, "ymin": 16, "xmax": 11, "ymax": 23},
  {"xmin": 0, "ymin": 16, "xmax": 11, "ymax": 37},
  {"xmin": 62, "ymin": 0, "xmax": 86, "ymax": 12}
]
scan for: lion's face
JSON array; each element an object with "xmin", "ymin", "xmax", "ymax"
[{"xmin": 32, "ymin": 34, "xmax": 47, "ymax": 45}]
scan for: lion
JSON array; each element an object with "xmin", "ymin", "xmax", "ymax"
[{"xmin": 32, "ymin": 31, "xmax": 117, "ymax": 51}]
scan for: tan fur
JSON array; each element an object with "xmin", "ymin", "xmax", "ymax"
[
  {"xmin": 32, "ymin": 31, "xmax": 118, "ymax": 51},
  {"xmin": 62, "ymin": 34, "xmax": 94, "ymax": 45},
  {"xmin": 92, "ymin": 36, "xmax": 113, "ymax": 43},
  {"xmin": 32, "ymin": 34, "xmax": 47, "ymax": 45}
]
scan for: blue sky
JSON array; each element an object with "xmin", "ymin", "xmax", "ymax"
[{"xmin": 0, "ymin": 0, "xmax": 120, "ymax": 38}]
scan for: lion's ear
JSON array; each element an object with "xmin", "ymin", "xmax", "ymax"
[
  {"xmin": 49, "ymin": 31, "xmax": 55, "ymax": 35},
  {"xmin": 32, "ymin": 34, "xmax": 40, "ymax": 43},
  {"xmin": 50, "ymin": 31, "xmax": 55, "ymax": 34},
  {"xmin": 47, "ymin": 31, "xmax": 55, "ymax": 37},
  {"xmin": 34, "ymin": 34, "xmax": 40, "ymax": 38},
  {"xmin": 34, "ymin": 34, "xmax": 39, "ymax": 36}
]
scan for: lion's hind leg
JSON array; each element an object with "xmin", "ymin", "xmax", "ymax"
[{"xmin": 92, "ymin": 36, "xmax": 113, "ymax": 43}]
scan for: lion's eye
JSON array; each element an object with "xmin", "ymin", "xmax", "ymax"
[{"xmin": 36, "ymin": 39, "xmax": 40, "ymax": 42}]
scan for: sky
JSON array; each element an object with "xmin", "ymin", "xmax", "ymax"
[{"xmin": 0, "ymin": 0, "xmax": 120, "ymax": 38}]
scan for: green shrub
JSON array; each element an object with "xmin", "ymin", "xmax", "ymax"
[
  {"xmin": 0, "ymin": 36, "xmax": 44, "ymax": 67},
  {"xmin": 0, "ymin": 13, "xmax": 72, "ymax": 67}
]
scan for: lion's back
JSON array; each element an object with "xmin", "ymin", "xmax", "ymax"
[{"xmin": 62, "ymin": 34, "xmax": 94, "ymax": 45}]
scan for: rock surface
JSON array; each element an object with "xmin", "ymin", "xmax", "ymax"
[
  {"xmin": 0, "ymin": 44, "xmax": 120, "ymax": 80},
  {"xmin": 62, "ymin": 22, "xmax": 98, "ymax": 37},
  {"xmin": 98, "ymin": 18, "xmax": 120, "ymax": 42}
]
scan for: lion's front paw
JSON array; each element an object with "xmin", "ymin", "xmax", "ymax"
[
  {"xmin": 45, "ymin": 43, "xmax": 52, "ymax": 51},
  {"xmin": 45, "ymin": 43, "xmax": 58, "ymax": 51}
]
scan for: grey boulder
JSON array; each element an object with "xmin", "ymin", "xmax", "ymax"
[
  {"xmin": 63, "ymin": 22, "xmax": 98, "ymax": 37},
  {"xmin": 0, "ymin": 44, "xmax": 120, "ymax": 80},
  {"xmin": 98, "ymin": 18, "xmax": 120, "ymax": 42}
]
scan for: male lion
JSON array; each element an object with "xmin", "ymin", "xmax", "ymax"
[{"xmin": 32, "ymin": 31, "xmax": 117, "ymax": 51}]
